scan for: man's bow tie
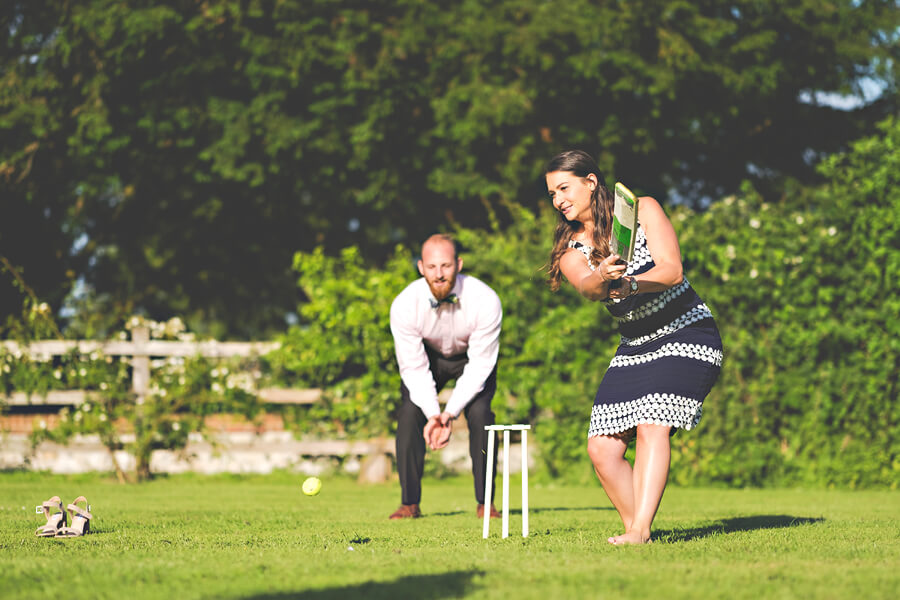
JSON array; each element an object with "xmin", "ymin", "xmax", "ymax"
[{"xmin": 429, "ymin": 293, "xmax": 459, "ymax": 309}]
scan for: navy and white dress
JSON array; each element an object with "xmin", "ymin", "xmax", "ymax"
[{"xmin": 570, "ymin": 225, "xmax": 723, "ymax": 437}]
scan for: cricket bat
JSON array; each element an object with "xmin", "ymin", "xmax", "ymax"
[
  {"xmin": 608, "ymin": 182, "xmax": 639, "ymax": 289},
  {"xmin": 610, "ymin": 181, "xmax": 639, "ymax": 262}
]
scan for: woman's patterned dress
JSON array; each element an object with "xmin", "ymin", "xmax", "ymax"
[{"xmin": 570, "ymin": 225, "xmax": 723, "ymax": 437}]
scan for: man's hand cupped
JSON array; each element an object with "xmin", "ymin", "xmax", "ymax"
[{"xmin": 423, "ymin": 413, "xmax": 453, "ymax": 450}]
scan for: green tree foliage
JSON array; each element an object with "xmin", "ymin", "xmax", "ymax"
[
  {"xmin": 272, "ymin": 117, "xmax": 899, "ymax": 487},
  {"xmin": 679, "ymin": 115, "xmax": 900, "ymax": 488},
  {"xmin": 264, "ymin": 246, "xmax": 415, "ymax": 437},
  {"xmin": 2, "ymin": 0, "xmax": 897, "ymax": 336}
]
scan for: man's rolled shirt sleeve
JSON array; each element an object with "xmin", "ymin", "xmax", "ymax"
[
  {"xmin": 390, "ymin": 296, "xmax": 442, "ymax": 418},
  {"xmin": 445, "ymin": 292, "xmax": 502, "ymax": 418}
]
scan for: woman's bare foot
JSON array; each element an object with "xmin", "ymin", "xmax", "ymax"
[{"xmin": 607, "ymin": 530, "xmax": 651, "ymax": 545}]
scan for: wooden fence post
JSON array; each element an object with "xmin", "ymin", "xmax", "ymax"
[{"xmin": 131, "ymin": 326, "xmax": 150, "ymax": 401}]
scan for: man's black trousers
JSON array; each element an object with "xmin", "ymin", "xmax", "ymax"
[{"xmin": 395, "ymin": 349, "xmax": 498, "ymax": 506}]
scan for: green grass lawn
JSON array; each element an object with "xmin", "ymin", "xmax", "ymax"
[{"xmin": 1, "ymin": 471, "xmax": 898, "ymax": 599}]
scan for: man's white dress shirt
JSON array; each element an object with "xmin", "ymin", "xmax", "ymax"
[{"xmin": 389, "ymin": 273, "xmax": 502, "ymax": 419}]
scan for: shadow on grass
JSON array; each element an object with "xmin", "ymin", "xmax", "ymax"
[
  {"xmin": 241, "ymin": 570, "xmax": 482, "ymax": 600},
  {"xmin": 529, "ymin": 506, "xmax": 614, "ymax": 514},
  {"xmin": 655, "ymin": 515, "xmax": 825, "ymax": 543},
  {"xmin": 0, "ymin": 467, "xmax": 30, "ymax": 474},
  {"xmin": 430, "ymin": 505, "xmax": 614, "ymax": 517}
]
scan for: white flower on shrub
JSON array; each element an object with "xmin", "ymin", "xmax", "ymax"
[
  {"xmin": 749, "ymin": 268, "xmax": 759, "ymax": 279},
  {"xmin": 828, "ymin": 226, "xmax": 837, "ymax": 236},
  {"xmin": 165, "ymin": 317, "xmax": 186, "ymax": 337},
  {"xmin": 211, "ymin": 382, "xmax": 224, "ymax": 394},
  {"xmin": 172, "ymin": 422, "xmax": 181, "ymax": 431},
  {"xmin": 82, "ymin": 403, "xmax": 91, "ymax": 412},
  {"xmin": 31, "ymin": 302, "xmax": 50, "ymax": 315},
  {"xmin": 150, "ymin": 321, "xmax": 166, "ymax": 339},
  {"xmin": 749, "ymin": 218, "xmax": 761, "ymax": 229},
  {"xmin": 99, "ymin": 413, "xmax": 107, "ymax": 422},
  {"xmin": 99, "ymin": 382, "xmax": 108, "ymax": 391},
  {"xmin": 78, "ymin": 368, "xmax": 87, "ymax": 377},
  {"xmin": 39, "ymin": 420, "xmax": 46, "ymax": 429},
  {"xmin": 227, "ymin": 373, "xmax": 255, "ymax": 393}
]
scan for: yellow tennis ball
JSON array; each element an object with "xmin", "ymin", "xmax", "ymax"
[{"xmin": 302, "ymin": 476, "xmax": 322, "ymax": 496}]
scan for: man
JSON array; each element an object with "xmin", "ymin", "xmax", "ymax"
[{"xmin": 388, "ymin": 234, "xmax": 502, "ymax": 520}]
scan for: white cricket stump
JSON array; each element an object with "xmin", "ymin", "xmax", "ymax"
[{"xmin": 482, "ymin": 424, "xmax": 530, "ymax": 539}]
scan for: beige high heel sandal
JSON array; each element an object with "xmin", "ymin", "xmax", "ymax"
[
  {"xmin": 56, "ymin": 496, "xmax": 92, "ymax": 537},
  {"xmin": 34, "ymin": 496, "xmax": 67, "ymax": 537}
]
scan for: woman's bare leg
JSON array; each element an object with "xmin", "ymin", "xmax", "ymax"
[
  {"xmin": 608, "ymin": 423, "xmax": 671, "ymax": 545},
  {"xmin": 587, "ymin": 434, "xmax": 634, "ymax": 530}
]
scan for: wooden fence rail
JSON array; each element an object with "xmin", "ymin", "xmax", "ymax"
[
  {"xmin": 2, "ymin": 326, "xmax": 321, "ymax": 406},
  {"xmin": 1, "ymin": 330, "xmax": 511, "ymax": 479},
  {"xmin": 0, "ymin": 327, "xmax": 392, "ymax": 475}
]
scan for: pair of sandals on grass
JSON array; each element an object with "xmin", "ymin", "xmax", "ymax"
[{"xmin": 34, "ymin": 496, "xmax": 92, "ymax": 537}]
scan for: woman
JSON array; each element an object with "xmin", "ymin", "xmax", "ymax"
[{"xmin": 546, "ymin": 150, "xmax": 722, "ymax": 545}]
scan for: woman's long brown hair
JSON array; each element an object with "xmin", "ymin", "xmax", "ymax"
[{"xmin": 546, "ymin": 150, "xmax": 615, "ymax": 291}]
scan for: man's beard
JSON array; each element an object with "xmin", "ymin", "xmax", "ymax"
[{"xmin": 427, "ymin": 274, "xmax": 456, "ymax": 300}]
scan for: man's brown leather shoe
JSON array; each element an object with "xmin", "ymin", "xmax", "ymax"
[
  {"xmin": 389, "ymin": 504, "xmax": 421, "ymax": 520},
  {"xmin": 477, "ymin": 503, "xmax": 501, "ymax": 519}
]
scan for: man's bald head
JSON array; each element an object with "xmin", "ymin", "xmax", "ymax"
[
  {"xmin": 418, "ymin": 234, "xmax": 463, "ymax": 300},
  {"xmin": 421, "ymin": 234, "xmax": 458, "ymax": 261}
]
